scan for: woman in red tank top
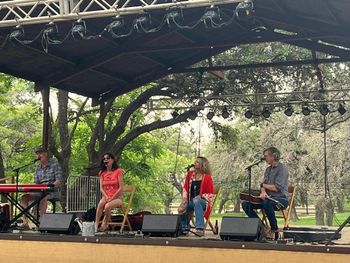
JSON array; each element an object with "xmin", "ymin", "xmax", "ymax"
[{"xmin": 95, "ymin": 152, "xmax": 123, "ymax": 231}]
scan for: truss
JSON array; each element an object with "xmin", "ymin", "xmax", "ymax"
[
  {"xmin": 147, "ymin": 88, "xmax": 350, "ymax": 111},
  {"xmin": 0, "ymin": 0, "xmax": 242, "ymax": 27}
]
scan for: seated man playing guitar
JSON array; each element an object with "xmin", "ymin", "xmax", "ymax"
[{"xmin": 242, "ymin": 147, "xmax": 289, "ymax": 240}]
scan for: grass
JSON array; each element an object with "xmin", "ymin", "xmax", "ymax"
[{"xmin": 209, "ymin": 211, "xmax": 350, "ymax": 227}]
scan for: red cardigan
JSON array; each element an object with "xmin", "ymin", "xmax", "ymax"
[{"xmin": 182, "ymin": 170, "xmax": 214, "ymax": 220}]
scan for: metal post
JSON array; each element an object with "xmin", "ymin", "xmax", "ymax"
[{"xmin": 41, "ymin": 87, "xmax": 50, "ymax": 150}]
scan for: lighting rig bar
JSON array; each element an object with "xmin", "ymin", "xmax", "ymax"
[
  {"xmin": 147, "ymin": 88, "xmax": 350, "ymax": 111},
  {"xmin": 0, "ymin": 0, "xmax": 243, "ymax": 27}
]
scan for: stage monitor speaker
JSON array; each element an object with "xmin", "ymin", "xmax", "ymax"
[
  {"xmin": 220, "ymin": 217, "xmax": 264, "ymax": 241},
  {"xmin": 38, "ymin": 213, "xmax": 77, "ymax": 235},
  {"xmin": 142, "ymin": 214, "xmax": 180, "ymax": 237},
  {"xmin": 283, "ymin": 227, "xmax": 342, "ymax": 242}
]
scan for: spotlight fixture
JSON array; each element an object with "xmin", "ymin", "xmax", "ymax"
[
  {"xmin": 301, "ymin": 105, "xmax": 311, "ymax": 116},
  {"xmin": 171, "ymin": 111, "xmax": 179, "ymax": 118},
  {"xmin": 206, "ymin": 111, "xmax": 215, "ymax": 120},
  {"xmin": 235, "ymin": 0, "xmax": 254, "ymax": 23},
  {"xmin": 44, "ymin": 22, "xmax": 60, "ymax": 41},
  {"xmin": 202, "ymin": 6, "xmax": 221, "ymax": 28},
  {"xmin": 197, "ymin": 100, "xmax": 206, "ymax": 110},
  {"xmin": 261, "ymin": 107, "xmax": 271, "ymax": 118},
  {"xmin": 221, "ymin": 107, "xmax": 230, "ymax": 119},
  {"xmin": 165, "ymin": 8, "xmax": 184, "ymax": 27},
  {"xmin": 244, "ymin": 109, "xmax": 253, "ymax": 119},
  {"xmin": 134, "ymin": 13, "xmax": 153, "ymax": 32},
  {"xmin": 338, "ymin": 103, "xmax": 346, "ymax": 115},
  {"xmin": 188, "ymin": 110, "xmax": 198, "ymax": 120},
  {"xmin": 72, "ymin": 20, "xmax": 87, "ymax": 40},
  {"xmin": 9, "ymin": 26, "xmax": 25, "ymax": 41},
  {"xmin": 319, "ymin": 104, "xmax": 329, "ymax": 116},
  {"xmin": 284, "ymin": 105, "xmax": 294, "ymax": 117},
  {"xmin": 108, "ymin": 16, "xmax": 126, "ymax": 37}
]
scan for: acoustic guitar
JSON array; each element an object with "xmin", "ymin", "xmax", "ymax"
[{"xmin": 239, "ymin": 190, "xmax": 284, "ymax": 208}]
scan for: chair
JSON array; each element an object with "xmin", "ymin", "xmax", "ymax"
[
  {"xmin": 261, "ymin": 186, "xmax": 297, "ymax": 228},
  {"xmin": 190, "ymin": 186, "xmax": 221, "ymax": 234},
  {"xmin": 108, "ymin": 184, "xmax": 136, "ymax": 233}
]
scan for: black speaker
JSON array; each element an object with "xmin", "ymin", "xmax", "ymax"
[
  {"xmin": 220, "ymin": 217, "xmax": 264, "ymax": 241},
  {"xmin": 283, "ymin": 227, "xmax": 342, "ymax": 242},
  {"xmin": 142, "ymin": 214, "xmax": 180, "ymax": 237},
  {"xmin": 38, "ymin": 213, "xmax": 77, "ymax": 234}
]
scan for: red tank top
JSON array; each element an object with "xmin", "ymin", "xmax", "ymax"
[{"xmin": 100, "ymin": 169, "xmax": 122, "ymax": 198}]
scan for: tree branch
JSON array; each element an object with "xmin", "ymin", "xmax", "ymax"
[
  {"xmin": 105, "ymin": 85, "xmax": 174, "ymax": 146},
  {"xmin": 112, "ymin": 110, "xmax": 194, "ymax": 157}
]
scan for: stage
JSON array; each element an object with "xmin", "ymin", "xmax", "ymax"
[{"xmin": 0, "ymin": 228, "xmax": 349, "ymax": 263}]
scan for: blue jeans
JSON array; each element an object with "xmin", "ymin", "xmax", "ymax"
[
  {"xmin": 242, "ymin": 197, "xmax": 288, "ymax": 231},
  {"xmin": 180, "ymin": 198, "xmax": 206, "ymax": 231}
]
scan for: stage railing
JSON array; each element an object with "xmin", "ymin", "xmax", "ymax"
[{"xmin": 66, "ymin": 175, "xmax": 101, "ymax": 213}]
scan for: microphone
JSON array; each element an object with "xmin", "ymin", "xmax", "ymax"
[{"xmin": 33, "ymin": 157, "xmax": 40, "ymax": 163}]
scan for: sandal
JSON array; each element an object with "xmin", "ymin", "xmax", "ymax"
[{"xmin": 98, "ymin": 223, "xmax": 109, "ymax": 232}]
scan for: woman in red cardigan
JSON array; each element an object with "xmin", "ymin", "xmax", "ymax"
[{"xmin": 178, "ymin": 156, "xmax": 214, "ymax": 237}]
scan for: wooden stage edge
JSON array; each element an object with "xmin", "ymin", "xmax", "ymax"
[{"xmin": 0, "ymin": 234, "xmax": 350, "ymax": 263}]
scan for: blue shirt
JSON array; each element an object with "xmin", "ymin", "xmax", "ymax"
[
  {"xmin": 34, "ymin": 159, "xmax": 63, "ymax": 184},
  {"xmin": 263, "ymin": 162, "xmax": 289, "ymax": 199}
]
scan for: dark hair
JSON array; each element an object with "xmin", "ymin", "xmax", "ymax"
[{"xmin": 100, "ymin": 152, "xmax": 118, "ymax": 171}]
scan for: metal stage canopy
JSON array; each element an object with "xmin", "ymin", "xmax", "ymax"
[{"xmin": 0, "ymin": 0, "xmax": 350, "ymax": 101}]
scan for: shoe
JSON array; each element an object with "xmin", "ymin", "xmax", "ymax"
[
  {"xmin": 266, "ymin": 229, "xmax": 279, "ymax": 240},
  {"xmin": 195, "ymin": 229, "xmax": 205, "ymax": 237},
  {"xmin": 98, "ymin": 223, "xmax": 109, "ymax": 232}
]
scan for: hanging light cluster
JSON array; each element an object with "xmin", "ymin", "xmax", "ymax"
[{"xmin": 7, "ymin": 1, "xmax": 256, "ymax": 52}]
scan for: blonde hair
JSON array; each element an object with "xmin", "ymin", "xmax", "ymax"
[{"xmin": 196, "ymin": 156, "xmax": 211, "ymax": 175}]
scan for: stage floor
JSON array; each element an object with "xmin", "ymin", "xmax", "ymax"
[{"xmin": 0, "ymin": 226, "xmax": 349, "ymax": 263}]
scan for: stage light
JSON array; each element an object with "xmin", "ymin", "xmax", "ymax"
[
  {"xmin": 171, "ymin": 111, "xmax": 179, "ymax": 118},
  {"xmin": 202, "ymin": 6, "xmax": 221, "ymax": 28},
  {"xmin": 134, "ymin": 13, "xmax": 153, "ymax": 32},
  {"xmin": 235, "ymin": 0, "xmax": 254, "ymax": 23},
  {"xmin": 108, "ymin": 16, "xmax": 125, "ymax": 37},
  {"xmin": 207, "ymin": 111, "xmax": 215, "ymax": 120},
  {"xmin": 9, "ymin": 26, "xmax": 25, "ymax": 41},
  {"xmin": 44, "ymin": 22, "xmax": 60, "ymax": 41},
  {"xmin": 165, "ymin": 8, "xmax": 184, "ymax": 27},
  {"xmin": 72, "ymin": 20, "xmax": 87, "ymax": 40},
  {"xmin": 188, "ymin": 110, "xmax": 198, "ymax": 120},
  {"xmin": 221, "ymin": 107, "xmax": 230, "ymax": 119},
  {"xmin": 302, "ymin": 105, "xmax": 311, "ymax": 116},
  {"xmin": 244, "ymin": 109, "xmax": 253, "ymax": 119},
  {"xmin": 284, "ymin": 105, "xmax": 294, "ymax": 117},
  {"xmin": 319, "ymin": 104, "xmax": 329, "ymax": 116},
  {"xmin": 197, "ymin": 100, "xmax": 206, "ymax": 110},
  {"xmin": 261, "ymin": 107, "xmax": 271, "ymax": 118},
  {"xmin": 338, "ymin": 103, "xmax": 346, "ymax": 115}
]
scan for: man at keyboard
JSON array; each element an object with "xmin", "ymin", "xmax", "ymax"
[{"xmin": 20, "ymin": 146, "xmax": 62, "ymax": 230}]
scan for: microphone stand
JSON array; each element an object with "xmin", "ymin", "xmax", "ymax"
[
  {"xmin": 186, "ymin": 169, "xmax": 201, "ymax": 237},
  {"xmin": 12, "ymin": 160, "xmax": 38, "ymax": 220},
  {"xmin": 245, "ymin": 159, "xmax": 264, "ymax": 217}
]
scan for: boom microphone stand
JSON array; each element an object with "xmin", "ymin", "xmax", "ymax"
[{"xmin": 245, "ymin": 158, "xmax": 265, "ymax": 217}]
